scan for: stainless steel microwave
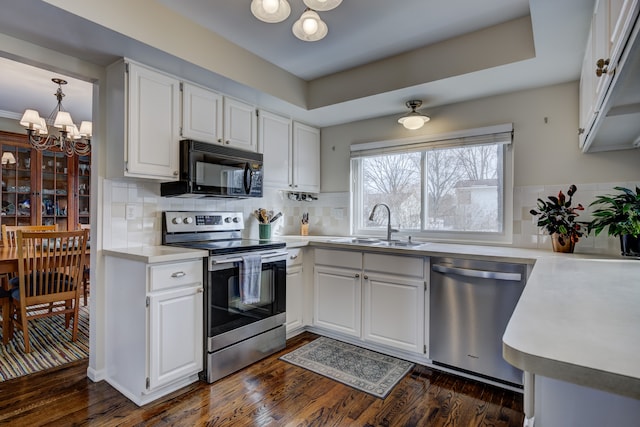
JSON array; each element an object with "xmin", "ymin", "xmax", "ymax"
[{"xmin": 161, "ymin": 140, "xmax": 263, "ymax": 198}]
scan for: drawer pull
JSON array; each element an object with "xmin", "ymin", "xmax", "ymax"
[
  {"xmin": 171, "ymin": 271, "xmax": 186, "ymax": 278},
  {"xmin": 290, "ymin": 254, "xmax": 299, "ymax": 260}
]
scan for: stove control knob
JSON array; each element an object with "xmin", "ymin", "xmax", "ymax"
[
  {"xmin": 224, "ymin": 217, "xmax": 232, "ymax": 223},
  {"xmin": 172, "ymin": 217, "xmax": 183, "ymax": 225},
  {"xmin": 232, "ymin": 217, "xmax": 240, "ymax": 223},
  {"xmin": 183, "ymin": 217, "xmax": 193, "ymax": 224}
]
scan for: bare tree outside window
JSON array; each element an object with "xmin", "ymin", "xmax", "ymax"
[
  {"xmin": 353, "ymin": 137, "xmax": 507, "ymax": 238},
  {"xmin": 362, "ymin": 153, "xmax": 421, "ymax": 229}
]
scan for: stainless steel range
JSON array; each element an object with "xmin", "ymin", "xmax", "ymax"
[{"xmin": 162, "ymin": 211, "xmax": 287, "ymax": 383}]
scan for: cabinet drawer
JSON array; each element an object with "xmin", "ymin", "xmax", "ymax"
[
  {"xmin": 314, "ymin": 248, "xmax": 362, "ymax": 269},
  {"xmin": 149, "ymin": 259, "xmax": 203, "ymax": 292},
  {"xmin": 364, "ymin": 253, "xmax": 425, "ymax": 279},
  {"xmin": 287, "ymin": 248, "xmax": 303, "ymax": 267}
]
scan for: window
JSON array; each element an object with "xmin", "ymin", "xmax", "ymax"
[{"xmin": 351, "ymin": 125, "xmax": 513, "ymax": 243}]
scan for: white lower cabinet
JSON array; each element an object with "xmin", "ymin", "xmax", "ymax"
[
  {"xmin": 313, "ymin": 248, "xmax": 427, "ymax": 356},
  {"xmin": 363, "ymin": 272, "xmax": 425, "ymax": 354},
  {"xmin": 314, "ymin": 264, "xmax": 362, "ymax": 337},
  {"xmin": 105, "ymin": 255, "xmax": 204, "ymax": 406},
  {"xmin": 285, "ymin": 248, "xmax": 304, "ymax": 335},
  {"xmin": 148, "ymin": 285, "xmax": 203, "ymax": 389}
]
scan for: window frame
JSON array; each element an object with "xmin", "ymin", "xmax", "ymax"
[{"xmin": 350, "ymin": 124, "xmax": 514, "ymax": 244}]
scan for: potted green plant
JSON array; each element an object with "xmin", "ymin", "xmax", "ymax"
[
  {"xmin": 529, "ymin": 184, "xmax": 585, "ymax": 253},
  {"xmin": 587, "ymin": 186, "xmax": 640, "ymax": 256}
]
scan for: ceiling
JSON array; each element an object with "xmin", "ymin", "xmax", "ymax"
[{"xmin": 0, "ymin": 0, "xmax": 596, "ymax": 128}]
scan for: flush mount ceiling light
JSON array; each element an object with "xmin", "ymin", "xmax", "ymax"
[
  {"xmin": 398, "ymin": 100, "xmax": 430, "ymax": 130},
  {"xmin": 251, "ymin": 0, "xmax": 341, "ymax": 42},
  {"xmin": 302, "ymin": 0, "xmax": 342, "ymax": 11},
  {"xmin": 251, "ymin": 0, "xmax": 291, "ymax": 23},
  {"xmin": 19, "ymin": 78, "xmax": 92, "ymax": 156},
  {"xmin": 292, "ymin": 9, "xmax": 328, "ymax": 41}
]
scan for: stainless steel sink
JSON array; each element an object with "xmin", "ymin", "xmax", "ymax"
[
  {"xmin": 373, "ymin": 240, "xmax": 423, "ymax": 247},
  {"xmin": 328, "ymin": 237, "xmax": 381, "ymax": 245},
  {"xmin": 328, "ymin": 237, "xmax": 424, "ymax": 248}
]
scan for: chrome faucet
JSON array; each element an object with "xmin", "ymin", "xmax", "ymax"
[{"xmin": 368, "ymin": 203, "xmax": 398, "ymax": 241}]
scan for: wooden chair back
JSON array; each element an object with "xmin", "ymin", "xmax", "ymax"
[
  {"xmin": 1, "ymin": 224, "xmax": 58, "ymax": 247},
  {"xmin": 10, "ymin": 229, "xmax": 88, "ymax": 352}
]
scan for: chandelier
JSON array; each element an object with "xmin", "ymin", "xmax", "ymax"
[
  {"xmin": 19, "ymin": 78, "xmax": 92, "ymax": 157},
  {"xmin": 251, "ymin": 0, "xmax": 342, "ymax": 42},
  {"xmin": 398, "ymin": 100, "xmax": 430, "ymax": 130}
]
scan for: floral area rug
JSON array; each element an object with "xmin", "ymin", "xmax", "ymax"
[
  {"xmin": 280, "ymin": 336, "xmax": 414, "ymax": 398},
  {"xmin": 0, "ymin": 304, "xmax": 89, "ymax": 381}
]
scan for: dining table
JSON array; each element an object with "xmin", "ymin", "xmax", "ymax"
[{"xmin": 0, "ymin": 246, "xmax": 90, "ymax": 345}]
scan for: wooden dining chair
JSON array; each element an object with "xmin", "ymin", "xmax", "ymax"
[
  {"xmin": 1, "ymin": 224, "xmax": 58, "ymax": 247},
  {"xmin": 78, "ymin": 224, "xmax": 90, "ymax": 306},
  {"xmin": 7, "ymin": 229, "xmax": 88, "ymax": 353}
]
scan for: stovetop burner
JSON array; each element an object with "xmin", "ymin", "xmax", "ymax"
[
  {"xmin": 162, "ymin": 211, "xmax": 286, "ymax": 254},
  {"xmin": 167, "ymin": 238, "xmax": 285, "ymax": 255}
]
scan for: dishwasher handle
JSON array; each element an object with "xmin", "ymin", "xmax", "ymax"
[{"xmin": 432, "ymin": 264, "xmax": 522, "ymax": 281}]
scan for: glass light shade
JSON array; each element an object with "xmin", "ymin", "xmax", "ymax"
[
  {"xmin": 251, "ymin": 0, "xmax": 291, "ymax": 23},
  {"xmin": 398, "ymin": 113, "xmax": 430, "ymax": 130},
  {"xmin": 303, "ymin": 0, "xmax": 342, "ymax": 11},
  {"xmin": 1, "ymin": 152, "xmax": 16, "ymax": 165},
  {"xmin": 293, "ymin": 10, "xmax": 328, "ymax": 41},
  {"xmin": 53, "ymin": 111, "xmax": 74, "ymax": 128},
  {"xmin": 79, "ymin": 121, "xmax": 93, "ymax": 137},
  {"xmin": 20, "ymin": 109, "xmax": 41, "ymax": 128}
]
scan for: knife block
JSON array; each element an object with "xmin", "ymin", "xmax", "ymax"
[{"xmin": 300, "ymin": 223, "xmax": 309, "ymax": 236}]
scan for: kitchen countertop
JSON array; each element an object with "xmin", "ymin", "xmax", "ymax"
[
  {"xmin": 276, "ymin": 235, "xmax": 640, "ymax": 399},
  {"xmin": 103, "ymin": 246, "xmax": 208, "ymax": 264}
]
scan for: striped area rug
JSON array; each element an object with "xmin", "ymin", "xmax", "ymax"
[{"xmin": 0, "ymin": 304, "xmax": 89, "ymax": 381}]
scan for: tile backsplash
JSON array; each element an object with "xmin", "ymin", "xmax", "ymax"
[{"xmin": 103, "ymin": 179, "xmax": 638, "ymax": 256}]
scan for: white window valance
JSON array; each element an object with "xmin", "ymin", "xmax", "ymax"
[{"xmin": 350, "ymin": 123, "xmax": 513, "ymax": 158}]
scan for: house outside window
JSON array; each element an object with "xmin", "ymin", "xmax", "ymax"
[{"xmin": 351, "ymin": 124, "xmax": 514, "ymax": 244}]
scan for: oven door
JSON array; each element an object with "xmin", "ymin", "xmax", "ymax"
[{"xmin": 206, "ymin": 250, "xmax": 287, "ymax": 352}]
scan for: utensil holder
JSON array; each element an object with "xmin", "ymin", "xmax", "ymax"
[
  {"xmin": 259, "ymin": 223, "xmax": 271, "ymax": 240},
  {"xmin": 300, "ymin": 223, "xmax": 309, "ymax": 236}
]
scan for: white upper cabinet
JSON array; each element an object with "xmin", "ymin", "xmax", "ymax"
[
  {"xmin": 579, "ymin": 0, "xmax": 639, "ymax": 151},
  {"xmin": 259, "ymin": 110, "xmax": 292, "ymax": 189},
  {"xmin": 260, "ymin": 113, "xmax": 320, "ymax": 193},
  {"xmin": 292, "ymin": 121, "xmax": 320, "ymax": 193},
  {"xmin": 181, "ymin": 85, "xmax": 257, "ymax": 152},
  {"xmin": 181, "ymin": 82, "xmax": 223, "ymax": 144},
  {"xmin": 223, "ymin": 97, "xmax": 258, "ymax": 152},
  {"xmin": 106, "ymin": 59, "xmax": 181, "ymax": 180}
]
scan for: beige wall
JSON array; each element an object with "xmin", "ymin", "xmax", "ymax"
[{"xmin": 320, "ymin": 81, "xmax": 640, "ymax": 192}]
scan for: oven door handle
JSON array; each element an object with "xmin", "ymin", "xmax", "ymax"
[{"xmin": 210, "ymin": 250, "xmax": 288, "ymax": 265}]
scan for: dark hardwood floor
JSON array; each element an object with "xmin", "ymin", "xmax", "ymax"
[{"xmin": 0, "ymin": 332, "xmax": 524, "ymax": 426}]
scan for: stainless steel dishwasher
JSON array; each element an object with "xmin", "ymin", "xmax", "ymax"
[{"xmin": 429, "ymin": 257, "xmax": 526, "ymax": 386}]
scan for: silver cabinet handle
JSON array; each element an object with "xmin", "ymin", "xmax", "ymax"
[
  {"xmin": 363, "ymin": 275, "xmax": 368, "ymax": 280},
  {"xmin": 290, "ymin": 254, "xmax": 298, "ymax": 260},
  {"xmin": 355, "ymin": 273, "xmax": 360, "ymax": 278},
  {"xmin": 432, "ymin": 264, "xmax": 521, "ymax": 281},
  {"xmin": 197, "ymin": 288, "xmax": 204, "ymax": 293},
  {"xmin": 171, "ymin": 271, "xmax": 186, "ymax": 278}
]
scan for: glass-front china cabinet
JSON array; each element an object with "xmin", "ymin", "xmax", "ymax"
[{"xmin": 0, "ymin": 131, "xmax": 90, "ymax": 229}]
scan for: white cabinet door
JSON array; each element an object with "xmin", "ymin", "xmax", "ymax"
[
  {"xmin": 286, "ymin": 264, "xmax": 304, "ymax": 334},
  {"xmin": 223, "ymin": 97, "xmax": 257, "ymax": 152},
  {"xmin": 363, "ymin": 272, "xmax": 425, "ymax": 354},
  {"xmin": 313, "ymin": 265, "xmax": 361, "ymax": 337},
  {"xmin": 148, "ymin": 285, "xmax": 203, "ymax": 390},
  {"xmin": 259, "ymin": 110, "xmax": 292, "ymax": 189},
  {"xmin": 127, "ymin": 62, "xmax": 180, "ymax": 180},
  {"xmin": 181, "ymin": 82, "xmax": 222, "ymax": 143},
  {"xmin": 292, "ymin": 122, "xmax": 320, "ymax": 193}
]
